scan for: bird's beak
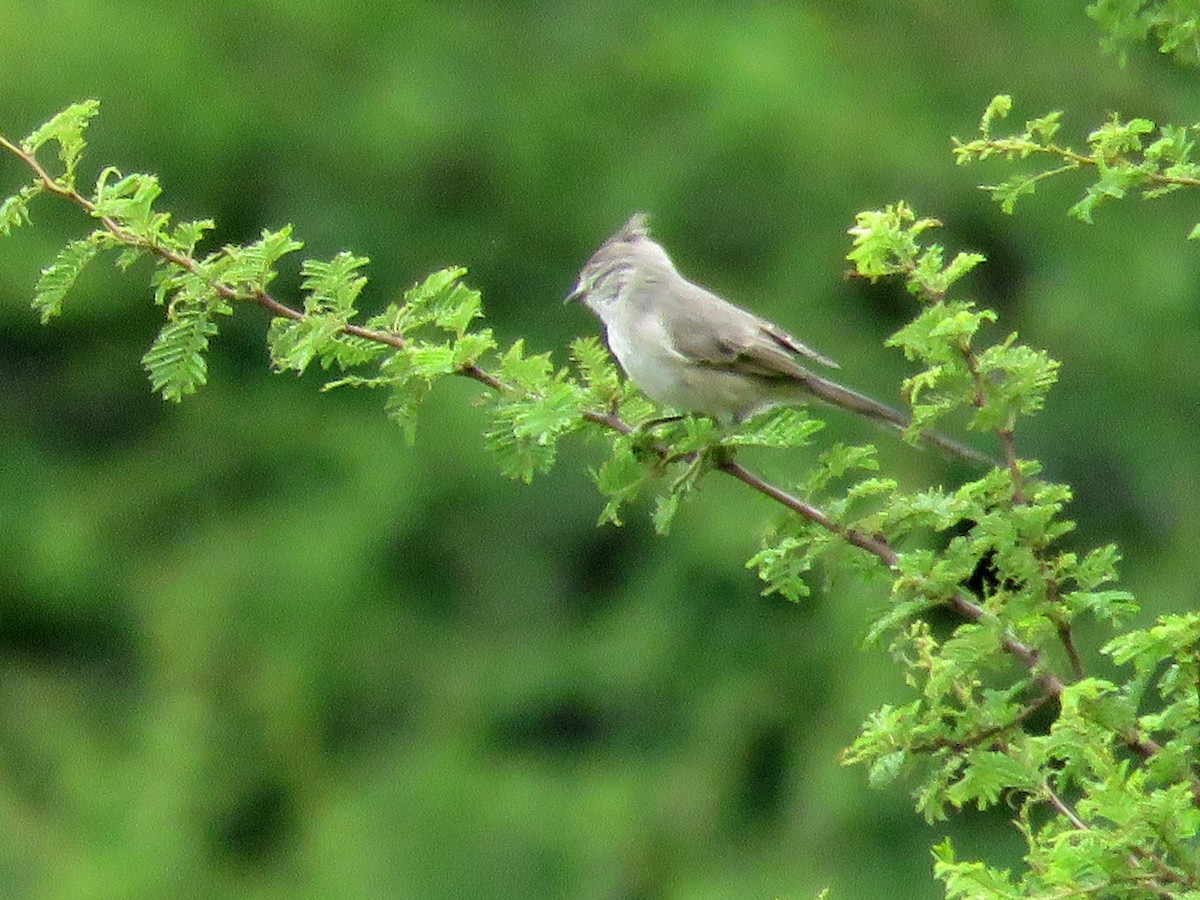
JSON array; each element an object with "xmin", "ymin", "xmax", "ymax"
[{"xmin": 564, "ymin": 283, "xmax": 585, "ymax": 304}]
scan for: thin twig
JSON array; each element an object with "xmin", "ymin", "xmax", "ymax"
[
  {"xmin": 1041, "ymin": 779, "xmax": 1089, "ymax": 832},
  {"xmin": 913, "ymin": 689, "xmax": 1055, "ymax": 753},
  {"xmin": 717, "ymin": 457, "xmax": 899, "ymax": 564},
  {"xmin": 978, "ymin": 137, "xmax": 1200, "ymax": 190},
  {"xmin": 1057, "ymin": 619, "xmax": 1085, "ymax": 680}
]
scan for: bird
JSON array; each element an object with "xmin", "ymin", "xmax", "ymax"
[{"xmin": 566, "ymin": 213, "xmax": 987, "ymax": 464}]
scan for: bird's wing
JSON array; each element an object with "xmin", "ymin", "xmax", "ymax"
[
  {"xmin": 758, "ymin": 320, "xmax": 840, "ymax": 370},
  {"xmin": 662, "ymin": 284, "xmax": 839, "ymax": 380}
]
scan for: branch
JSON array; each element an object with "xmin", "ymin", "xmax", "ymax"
[
  {"xmin": 1056, "ymin": 619, "xmax": 1085, "ymax": 681},
  {"xmin": 1, "ymin": 128, "xmax": 1180, "ymax": 805},
  {"xmin": 913, "ymin": 689, "xmax": 1056, "ymax": 754},
  {"xmin": 0, "ymin": 132, "xmax": 505, "ymax": 394},
  {"xmin": 721, "ymin": 458, "xmax": 1067, "ymax": 700},
  {"xmin": 718, "ymin": 457, "xmax": 899, "ymax": 563},
  {"xmin": 1040, "ymin": 777, "xmax": 1090, "ymax": 832},
  {"xmin": 990, "ymin": 137, "xmax": 1200, "ymax": 190}
]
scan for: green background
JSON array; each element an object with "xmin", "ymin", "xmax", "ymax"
[{"xmin": 1, "ymin": 2, "xmax": 1198, "ymax": 897}]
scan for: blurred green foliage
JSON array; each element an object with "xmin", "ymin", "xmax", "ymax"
[{"xmin": 1, "ymin": 2, "xmax": 1199, "ymax": 898}]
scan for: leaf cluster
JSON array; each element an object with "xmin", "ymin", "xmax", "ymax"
[
  {"xmin": 836, "ymin": 204, "xmax": 1200, "ymax": 897},
  {"xmin": 953, "ymin": 94, "xmax": 1200, "ymax": 235},
  {"xmin": 1088, "ymin": 0, "xmax": 1200, "ymax": 67}
]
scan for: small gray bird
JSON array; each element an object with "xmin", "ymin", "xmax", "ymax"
[{"xmin": 567, "ymin": 213, "xmax": 985, "ymax": 462}]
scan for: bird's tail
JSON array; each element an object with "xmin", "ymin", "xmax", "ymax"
[{"xmin": 797, "ymin": 370, "xmax": 994, "ymax": 467}]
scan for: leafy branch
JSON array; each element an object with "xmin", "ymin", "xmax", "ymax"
[
  {"xmin": 6, "ymin": 102, "xmax": 1200, "ymax": 898},
  {"xmin": 953, "ymin": 94, "xmax": 1200, "ymax": 233},
  {"xmin": 0, "ymin": 104, "xmax": 955, "ymax": 555}
]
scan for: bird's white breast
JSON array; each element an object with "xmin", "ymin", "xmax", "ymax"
[{"xmin": 603, "ymin": 308, "xmax": 780, "ymax": 421}]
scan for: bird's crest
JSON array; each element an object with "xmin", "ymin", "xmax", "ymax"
[{"xmin": 611, "ymin": 212, "xmax": 650, "ymax": 244}]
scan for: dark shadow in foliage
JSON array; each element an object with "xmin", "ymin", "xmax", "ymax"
[
  {"xmin": 0, "ymin": 329, "xmax": 167, "ymax": 457},
  {"xmin": 489, "ymin": 692, "xmax": 610, "ymax": 758},
  {"xmin": 318, "ymin": 677, "xmax": 415, "ymax": 758},
  {"xmin": 0, "ymin": 579, "xmax": 139, "ymax": 685},
  {"xmin": 556, "ymin": 520, "xmax": 654, "ymax": 623},
  {"xmin": 113, "ymin": 450, "xmax": 346, "ymax": 552},
  {"xmin": 376, "ymin": 512, "xmax": 473, "ymax": 620},
  {"xmin": 845, "ymin": 269, "xmax": 915, "ymax": 333},
  {"xmin": 726, "ymin": 722, "xmax": 792, "ymax": 833},
  {"xmin": 1058, "ymin": 446, "xmax": 1167, "ymax": 558},
  {"xmin": 950, "ymin": 210, "xmax": 1028, "ymax": 318},
  {"xmin": 210, "ymin": 777, "xmax": 294, "ymax": 866}
]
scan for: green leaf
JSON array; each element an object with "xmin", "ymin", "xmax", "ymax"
[
  {"xmin": 942, "ymin": 251, "xmax": 986, "ymax": 288},
  {"xmin": 452, "ymin": 329, "xmax": 497, "ymax": 368},
  {"xmin": 823, "ymin": 442, "xmax": 880, "ymax": 479},
  {"xmin": 1103, "ymin": 612, "xmax": 1200, "ymax": 674},
  {"xmin": 300, "ymin": 251, "xmax": 369, "ymax": 316},
  {"xmin": 142, "ymin": 300, "xmax": 221, "ymax": 401},
  {"xmin": 1073, "ymin": 543, "xmax": 1123, "ymax": 591},
  {"xmin": 32, "ymin": 234, "xmax": 103, "ymax": 323},
  {"xmin": 649, "ymin": 447, "xmax": 715, "ymax": 536},
  {"xmin": 986, "ymin": 174, "xmax": 1040, "ymax": 215},
  {"xmin": 484, "ymin": 403, "xmax": 558, "ymax": 483},
  {"xmin": 867, "ymin": 750, "xmax": 907, "ymax": 788},
  {"xmin": 114, "ymin": 245, "xmax": 145, "ymax": 271},
  {"xmin": 0, "ymin": 184, "xmax": 40, "ymax": 236},
  {"xmin": 395, "ymin": 267, "xmax": 480, "ymax": 335},
  {"xmin": 260, "ymin": 225, "xmax": 306, "ymax": 262},
  {"xmin": 979, "ymin": 94, "xmax": 1013, "ymax": 137},
  {"xmin": 432, "ymin": 278, "xmax": 483, "ymax": 337},
  {"xmin": 21, "ymin": 99, "xmax": 101, "ymax": 185},
  {"xmin": 1026, "ymin": 110, "xmax": 1063, "ymax": 143},
  {"xmin": 974, "ymin": 341, "xmax": 1060, "ymax": 423},
  {"xmin": 593, "ymin": 438, "xmax": 651, "ymax": 526},
  {"xmin": 1061, "ymin": 589, "xmax": 1138, "ymax": 624},
  {"xmin": 943, "ymin": 750, "xmax": 1035, "ymax": 811},
  {"xmin": 845, "ymin": 202, "xmax": 940, "ymax": 281},
  {"xmin": 512, "ymin": 381, "xmax": 583, "ymax": 442},
  {"xmin": 863, "ymin": 595, "xmax": 942, "ymax": 645},
  {"xmin": 846, "ymin": 476, "xmax": 897, "ymax": 502},
  {"xmin": 482, "ymin": 366, "xmax": 584, "ymax": 483},
  {"xmin": 383, "ymin": 374, "xmax": 431, "ymax": 444},
  {"xmin": 747, "ymin": 533, "xmax": 817, "ymax": 602},
  {"xmin": 1144, "ymin": 124, "xmax": 1195, "ymax": 165},
  {"xmin": 169, "ymin": 218, "xmax": 216, "ymax": 256},
  {"xmin": 725, "ymin": 408, "xmax": 824, "ymax": 449},
  {"xmin": 571, "ymin": 335, "xmax": 622, "ymax": 404},
  {"xmin": 92, "ymin": 168, "xmax": 170, "ymax": 240},
  {"xmin": 652, "ymin": 491, "xmax": 682, "ymax": 536},
  {"xmin": 496, "ymin": 339, "xmax": 555, "ymax": 391},
  {"xmin": 209, "ymin": 227, "xmax": 305, "ymax": 294},
  {"xmin": 888, "ymin": 300, "xmax": 996, "ymax": 364},
  {"xmin": 933, "ymin": 838, "xmax": 1019, "ymax": 899},
  {"xmin": 1086, "ymin": 114, "xmax": 1155, "ymax": 157},
  {"xmin": 406, "ymin": 341, "xmax": 458, "ymax": 379},
  {"xmin": 1067, "ymin": 167, "xmax": 1138, "ymax": 224},
  {"xmin": 267, "ymin": 314, "xmax": 337, "ymax": 374}
]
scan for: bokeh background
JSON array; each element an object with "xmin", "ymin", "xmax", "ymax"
[{"xmin": 1, "ymin": 2, "xmax": 1198, "ymax": 897}]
